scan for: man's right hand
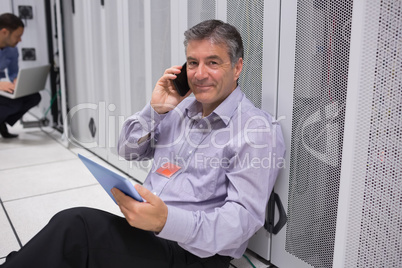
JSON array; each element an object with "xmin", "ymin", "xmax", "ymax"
[
  {"xmin": 150, "ymin": 65, "xmax": 192, "ymax": 114},
  {"xmin": 0, "ymin": 81, "xmax": 15, "ymax": 94}
]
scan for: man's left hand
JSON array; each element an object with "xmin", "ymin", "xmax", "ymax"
[{"xmin": 112, "ymin": 184, "xmax": 168, "ymax": 233}]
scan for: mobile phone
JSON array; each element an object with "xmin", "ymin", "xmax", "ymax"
[{"xmin": 173, "ymin": 62, "xmax": 190, "ymax": 96}]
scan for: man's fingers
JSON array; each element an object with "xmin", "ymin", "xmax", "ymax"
[
  {"xmin": 134, "ymin": 184, "xmax": 156, "ymax": 204},
  {"xmin": 111, "ymin": 188, "xmax": 133, "ymax": 206},
  {"xmin": 111, "ymin": 187, "xmax": 123, "ymax": 205},
  {"xmin": 0, "ymin": 82, "xmax": 15, "ymax": 93}
]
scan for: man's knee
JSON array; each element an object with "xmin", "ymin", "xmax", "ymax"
[
  {"xmin": 49, "ymin": 207, "xmax": 95, "ymax": 227},
  {"xmin": 28, "ymin": 93, "xmax": 41, "ymax": 107},
  {"xmin": 33, "ymin": 92, "xmax": 41, "ymax": 105}
]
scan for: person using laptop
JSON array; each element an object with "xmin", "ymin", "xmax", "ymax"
[
  {"xmin": 1, "ymin": 20, "xmax": 285, "ymax": 267},
  {"xmin": 0, "ymin": 13, "xmax": 41, "ymax": 138}
]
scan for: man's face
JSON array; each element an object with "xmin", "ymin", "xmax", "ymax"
[
  {"xmin": 4, "ymin": 27, "xmax": 24, "ymax": 47},
  {"xmin": 186, "ymin": 39, "xmax": 243, "ymax": 116}
]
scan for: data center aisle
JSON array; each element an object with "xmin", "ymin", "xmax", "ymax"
[{"xmin": 0, "ymin": 121, "xmax": 269, "ymax": 268}]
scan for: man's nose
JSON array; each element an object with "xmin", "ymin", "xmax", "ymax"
[{"xmin": 194, "ymin": 63, "xmax": 208, "ymax": 80}]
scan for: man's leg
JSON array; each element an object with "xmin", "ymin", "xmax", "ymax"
[
  {"xmin": 1, "ymin": 207, "xmax": 173, "ymax": 268},
  {"xmin": 170, "ymin": 244, "xmax": 232, "ymax": 268},
  {"xmin": 0, "ymin": 93, "xmax": 41, "ymax": 138},
  {"xmin": 0, "ymin": 93, "xmax": 41, "ymax": 126},
  {"xmin": 1, "ymin": 207, "xmax": 231, "ymax": 268}
]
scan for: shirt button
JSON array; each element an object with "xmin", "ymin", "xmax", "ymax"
[{"xmin": 199, "ymin": 124, "xmax": 203, "ymax": 128}]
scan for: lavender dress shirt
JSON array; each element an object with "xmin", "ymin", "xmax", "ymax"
[{"xmin": 118, "ymin": 86, "xmax": 285, "ymax": 258}]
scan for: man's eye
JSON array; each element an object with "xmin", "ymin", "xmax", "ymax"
[{"xmin": 208, "ymin": 61, "xmax": 220, "ymax": 68}]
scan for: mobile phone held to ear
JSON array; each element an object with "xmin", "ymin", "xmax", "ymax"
[{"xmin": 173, "ymin": 62, "xmax": 190, "ymax": 96}]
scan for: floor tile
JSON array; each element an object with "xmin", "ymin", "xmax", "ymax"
[
  {"xmin": 0, "ymin": 117, "xmax": 53, "ymax": 148},
  {"xmin": 69, "ymin": 146, "xmax": 95, "ymax": 158},
  {"xmin": 4, "ymin": 185, "xmax": 122, "ymax": 245},
  {"xmin": 0, "ymin": 129, "xmax": 56, "ymax": 150},
  {"xmin": 0, "ymin": 158, "xmax": 98, "ymax": 201},
  {"xmin": 0, "ymin": 208, "xmax": 20, "ymax": 258},
  {"xmin": 0, "ymin": 141, "xmax": 75, "ymax": 170}
]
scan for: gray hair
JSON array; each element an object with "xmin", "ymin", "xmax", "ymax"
[{"xmin": 183, "ymin": 20, "xmax": 244, "ymax": 66}]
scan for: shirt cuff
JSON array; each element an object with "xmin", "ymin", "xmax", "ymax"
[{"xmin": 156, "ymin": 205, "xmax": 194, "ymax": 244}]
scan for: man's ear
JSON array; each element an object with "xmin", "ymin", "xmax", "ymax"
[
  {"xmin": 0, "ymin": 28, "xmax": 9, "ymax": 36},
  {"xmin": 234, "ymin": 57, "xmax": 243, "ymax": 80}
]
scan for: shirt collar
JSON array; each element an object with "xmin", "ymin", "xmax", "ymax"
[{"xmin": 185, "ymin": 86, "xmax": 244, "ymax": 126}]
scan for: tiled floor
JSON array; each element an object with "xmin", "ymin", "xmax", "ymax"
[{"xmin": 0, "ymin": 120, "xmax": 270, "ymax": 268}]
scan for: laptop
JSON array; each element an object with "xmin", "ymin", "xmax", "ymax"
[
  {"xmin": 78, "ymin": 154, "xmax": 143, "ymax": 204},
  {"xmin": 0, "ymin": 64, "xmax": 50, "ymax": 99}
]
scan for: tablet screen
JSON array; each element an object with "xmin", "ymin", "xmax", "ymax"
[{"xmin": 78, "ymin": 154, "xmax": 143, "ymax": 203}]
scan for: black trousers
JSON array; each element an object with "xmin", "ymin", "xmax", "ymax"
[
  {"xmin": 1, "ymin": 207, "xmax": 231, "ymax": 268},
  {"xmin": 0, "ymin": 93, "xmax": 41, "ymax": 126}
]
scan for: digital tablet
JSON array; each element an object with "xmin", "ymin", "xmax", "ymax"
[{"xmin": 78, "ymin": 154, "xmax": 143, "ymax": 203}]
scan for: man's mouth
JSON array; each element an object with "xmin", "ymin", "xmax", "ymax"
[{"xmin": 194, "ymin": 84, "xmax": 212, "ymax": 90}]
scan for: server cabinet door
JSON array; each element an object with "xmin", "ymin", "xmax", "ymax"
[
  {"xmin": 247, "ymin": 0, "xmax": 282, "ymax": 261},
  {"xmin": 11, "ymin": 0, "xmax": 51, "ymax": 124},
  {"xmin": 84, "ymin": 0, "xmax": 107, "ymax": 160},
  {"xmin": 272, "ymin": 0, "xmax": 354, "ymax": 267},
  {"xmin": 66, "ymin": 0, "xmax": 98, "ymax": 150},
  {"xmin": 333, "ymin": 0, "xmax": 402, "ymax": 267},
  {"xmin": 125, "ymin": 0, "xmax": 151, "ymax": 183},
  {"xmin": 102, "ymin": 0, "xmax": 129, "ymax": 174}
]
